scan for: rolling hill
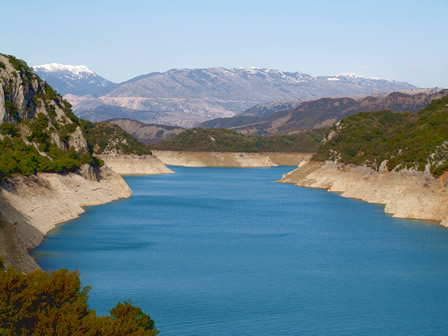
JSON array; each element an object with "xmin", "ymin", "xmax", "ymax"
[{"xmin": 201, "ymin": 89, "xmax": 448, "ymax": 135}]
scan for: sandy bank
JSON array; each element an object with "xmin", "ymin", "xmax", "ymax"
[
  {"xmin": 278, "ymin": 161, "xmax": 448, "ymax": 226},
  {"xmin": 0, "ymin": 165, "xmax": 132, "ymax": 272},
  {"xmin": 98, "ymin": 154, "xmax": 173, "ymax": 175},
  {"xmin": 152, "ymin": 150, "xmax": 312, "ymax": 167}
]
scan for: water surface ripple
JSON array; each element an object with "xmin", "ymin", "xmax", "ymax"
[{"xmin": 33, "ymin": 167, "xmax": 448, "ymax": 335}]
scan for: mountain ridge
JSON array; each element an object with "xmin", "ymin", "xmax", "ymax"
[
  {"xmin": 33, "ymin": 64, "xmax": 417, "ymax": 127},
  {"xmin": 201, "ymin": 89, "xmax": 448, "ymax": 135}
]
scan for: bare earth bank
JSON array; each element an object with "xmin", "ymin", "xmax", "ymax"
[
  {"xmin": 98, "ymin": 154, "xmax": 174, "ymax": 175},
  {"xmin": 0, "ymin": 165, "xmax": 132, "ymax": 272},
  {"xmin": 152, "ymin": 150, "xmax": 313, "ymax": 167},
  {"xmin": 278, "ymin": 161, "xmax": 448, "ymax": 227}
]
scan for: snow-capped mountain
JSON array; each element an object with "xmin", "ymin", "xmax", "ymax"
[
  {"xmin": 105, "ymin": 67, "xmax": 416, "ymax": 103},
  {"xmin": 33, "ymin": 64, "xmax": 417, "ymax": 126},
  {"xmin": 33, "ymin": 63, "xmax": 117, "ymax": 97}
]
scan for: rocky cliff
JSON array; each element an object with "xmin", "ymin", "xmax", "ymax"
[
  {"xmin": 279, "ymin": 161, "xmax": 448, "ymax": 226},
  {"xmin": 0, "ymin": 54, "xmax": 133, "ymax": 271}
]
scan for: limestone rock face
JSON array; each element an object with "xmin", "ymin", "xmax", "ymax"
[
  {"xmin": 0, "ymin": 54, "xmax": 90, "ymax": 154},
  {"xmin": 279, "ymin": 161, "xmax": 448, "ymax": 227},
  {"xmin": 0, "ymin": 56, "xmax": 40, "ymax": 123}
]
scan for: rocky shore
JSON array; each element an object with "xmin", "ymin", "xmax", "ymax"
[
  {"xmin": 0, "ymin": 165, "xmax": 132, "ymax": 272},
  {"xmin": 279, "ymin": 161, "xmax": 448, "ymax": 227},
  {"xmin": 152, "ymin": 150, "xmax": 312, "ymax": 167},
  {"xmin": 0, "ymin": 151, "xmax": 314, "ymax": 272}
]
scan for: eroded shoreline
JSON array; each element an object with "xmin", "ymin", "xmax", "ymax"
[
  {"xmin": 4, "ymin": 152, "xmax": 447, "ymax": 272},
  {"xmin": 278, "ymin": 161, "xmax": 448, "ymax": 227},
  {"xmin": 0, "ymin": 165, "xmax": 132, "ymax": 272},
  {"xmin": 0, "ymin": 152, "xmax": 309, "ymax": 271}
]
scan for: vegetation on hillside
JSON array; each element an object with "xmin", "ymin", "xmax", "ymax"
[
  {"xmin": 151, "ymin": 127, "xmax": 327, "ymax": 153},
  {"xmin": 201, "ymin": 90, "xmax": 448, "ymax": 136},
  {"xmin": 0, "ymin": 265, "xmax": 158, "ymax": 335},
  {"xmin": 80, "ymin": 120, "xmax": 152, "ymax": 155},
  {"xmin": 0, "ymin": 55, "xmax": 101, "ymax": 181},
  {"xmin": 106, "ymin": 118, "xmax": 184, "ymax": 144},
  {"xmin": 313, "ymin": 97, "xmax": 448, "ymax": 177}
]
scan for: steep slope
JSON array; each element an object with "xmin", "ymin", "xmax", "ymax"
[
  {"xmin": 202, "ymin": 89, "xmax": 448, "ymax": 135},
  {"xmin": 33, "ymin": 63, "xmax": 117, "ymax": 97},
  {"xmin": 59, "ymin": 67, "xmax": 416, "ymax": 126},
  {"xmin": 0, "ymin": 55, "xmax": 101, "ymax": 179},
  {"xmin": 0, "ymin": 54, "xmax": 132, "ymax": 272},
  {"xmin": 107, "ymin": 118, "xmax": 184, "ymax": 144}
]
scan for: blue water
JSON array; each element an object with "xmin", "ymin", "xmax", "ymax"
[{"xmin": 33, "ymin": 166, "xmax": 448, "ymax": 335}]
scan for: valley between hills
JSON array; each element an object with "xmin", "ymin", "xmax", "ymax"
[
  {"xmin": 1, "ymin": 52, "xmax": 448, "ymax": 335},
  {"xmin": 2, "ymin": 52, "xmax": 448, "ymax": 272}
]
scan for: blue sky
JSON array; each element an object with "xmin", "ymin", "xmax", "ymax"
[{"xmin": 3, "ymin": 0, "xmax": 447, "ymax": 87}]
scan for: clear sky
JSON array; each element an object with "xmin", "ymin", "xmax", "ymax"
[{"xmin": 2, "ymin": 0, "xmax": 447, "ymax": 87}]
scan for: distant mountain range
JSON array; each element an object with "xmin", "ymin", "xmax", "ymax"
[
  {"xmin": 200, "ymin": 89, "xmax": 448, "ymax": 135},
  {"xmin": 238, "ymin": 88, "xmax": 446, "ymax": 118},
  {"xmin": 33, "ymin": 64, "xmax": 418, "ymax": 127}
]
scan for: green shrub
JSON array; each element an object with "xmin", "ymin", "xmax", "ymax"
[
  {"xmin": 313, "ymin": 97, "xmax": 448, "ymax": 177},
  {"xmin": 81, "ymin": 120, "xmax": 152, "ymax": 155},
  {"xmin": 6, "ymin": 55, "xmax": 32, "ymax": 72},
  {"xmin": 0, "ymin": 267, "xmax": 159, "ymax": 335},
  {"xmin": 0, "ymin": 123, "xmax": 19, "ymax": 137},
  {"xmin": 151, "ymin": 127, "xmax": 327, "ymax": 153},
  {"xmin": 59, "ymin": 123, "xmax": 78, "ymax": 143}
]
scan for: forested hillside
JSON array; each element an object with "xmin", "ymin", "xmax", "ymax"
[
  {"xmin": 81, "ymin": 120, "xmax": 152, "ymax": 155},
  {"xmin": 313, "ymin": 97, "xmax": 448, "ymax": 177},
  {"xmin": 151, "ymin": 127, "xmax": 327, "ymax": 153}
]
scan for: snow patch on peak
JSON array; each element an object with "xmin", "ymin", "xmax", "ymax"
[
  {"xmin": 33, "ymin": 63, "xmax": 95, "ymax": 76},
  {"xmin": 332, "ymin": 73, "xmax": 381, "ymax": 80}
]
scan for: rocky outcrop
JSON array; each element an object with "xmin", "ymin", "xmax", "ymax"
[
  {"xmin": 278, "ymin": 161, "xmax": 448, "ymax": 226},
  {"xmin": 98, "ymin": 154, "xmax": 173, "ymax": 175},
  {"xmin": 0, "ymin": 166, "xmax": 132, "ymax": 272},
  {"xmin": 152, "ymin": 150, "xmax": 312, "ymax": 167},
  {"xmin": 0, "ymin": 54, "xmax": 135, "ymax": 272}
]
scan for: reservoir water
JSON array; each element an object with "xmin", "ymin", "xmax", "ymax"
[{"xmin": 33, "ymin": 166, "xmax": 448, "ymax": 335}]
